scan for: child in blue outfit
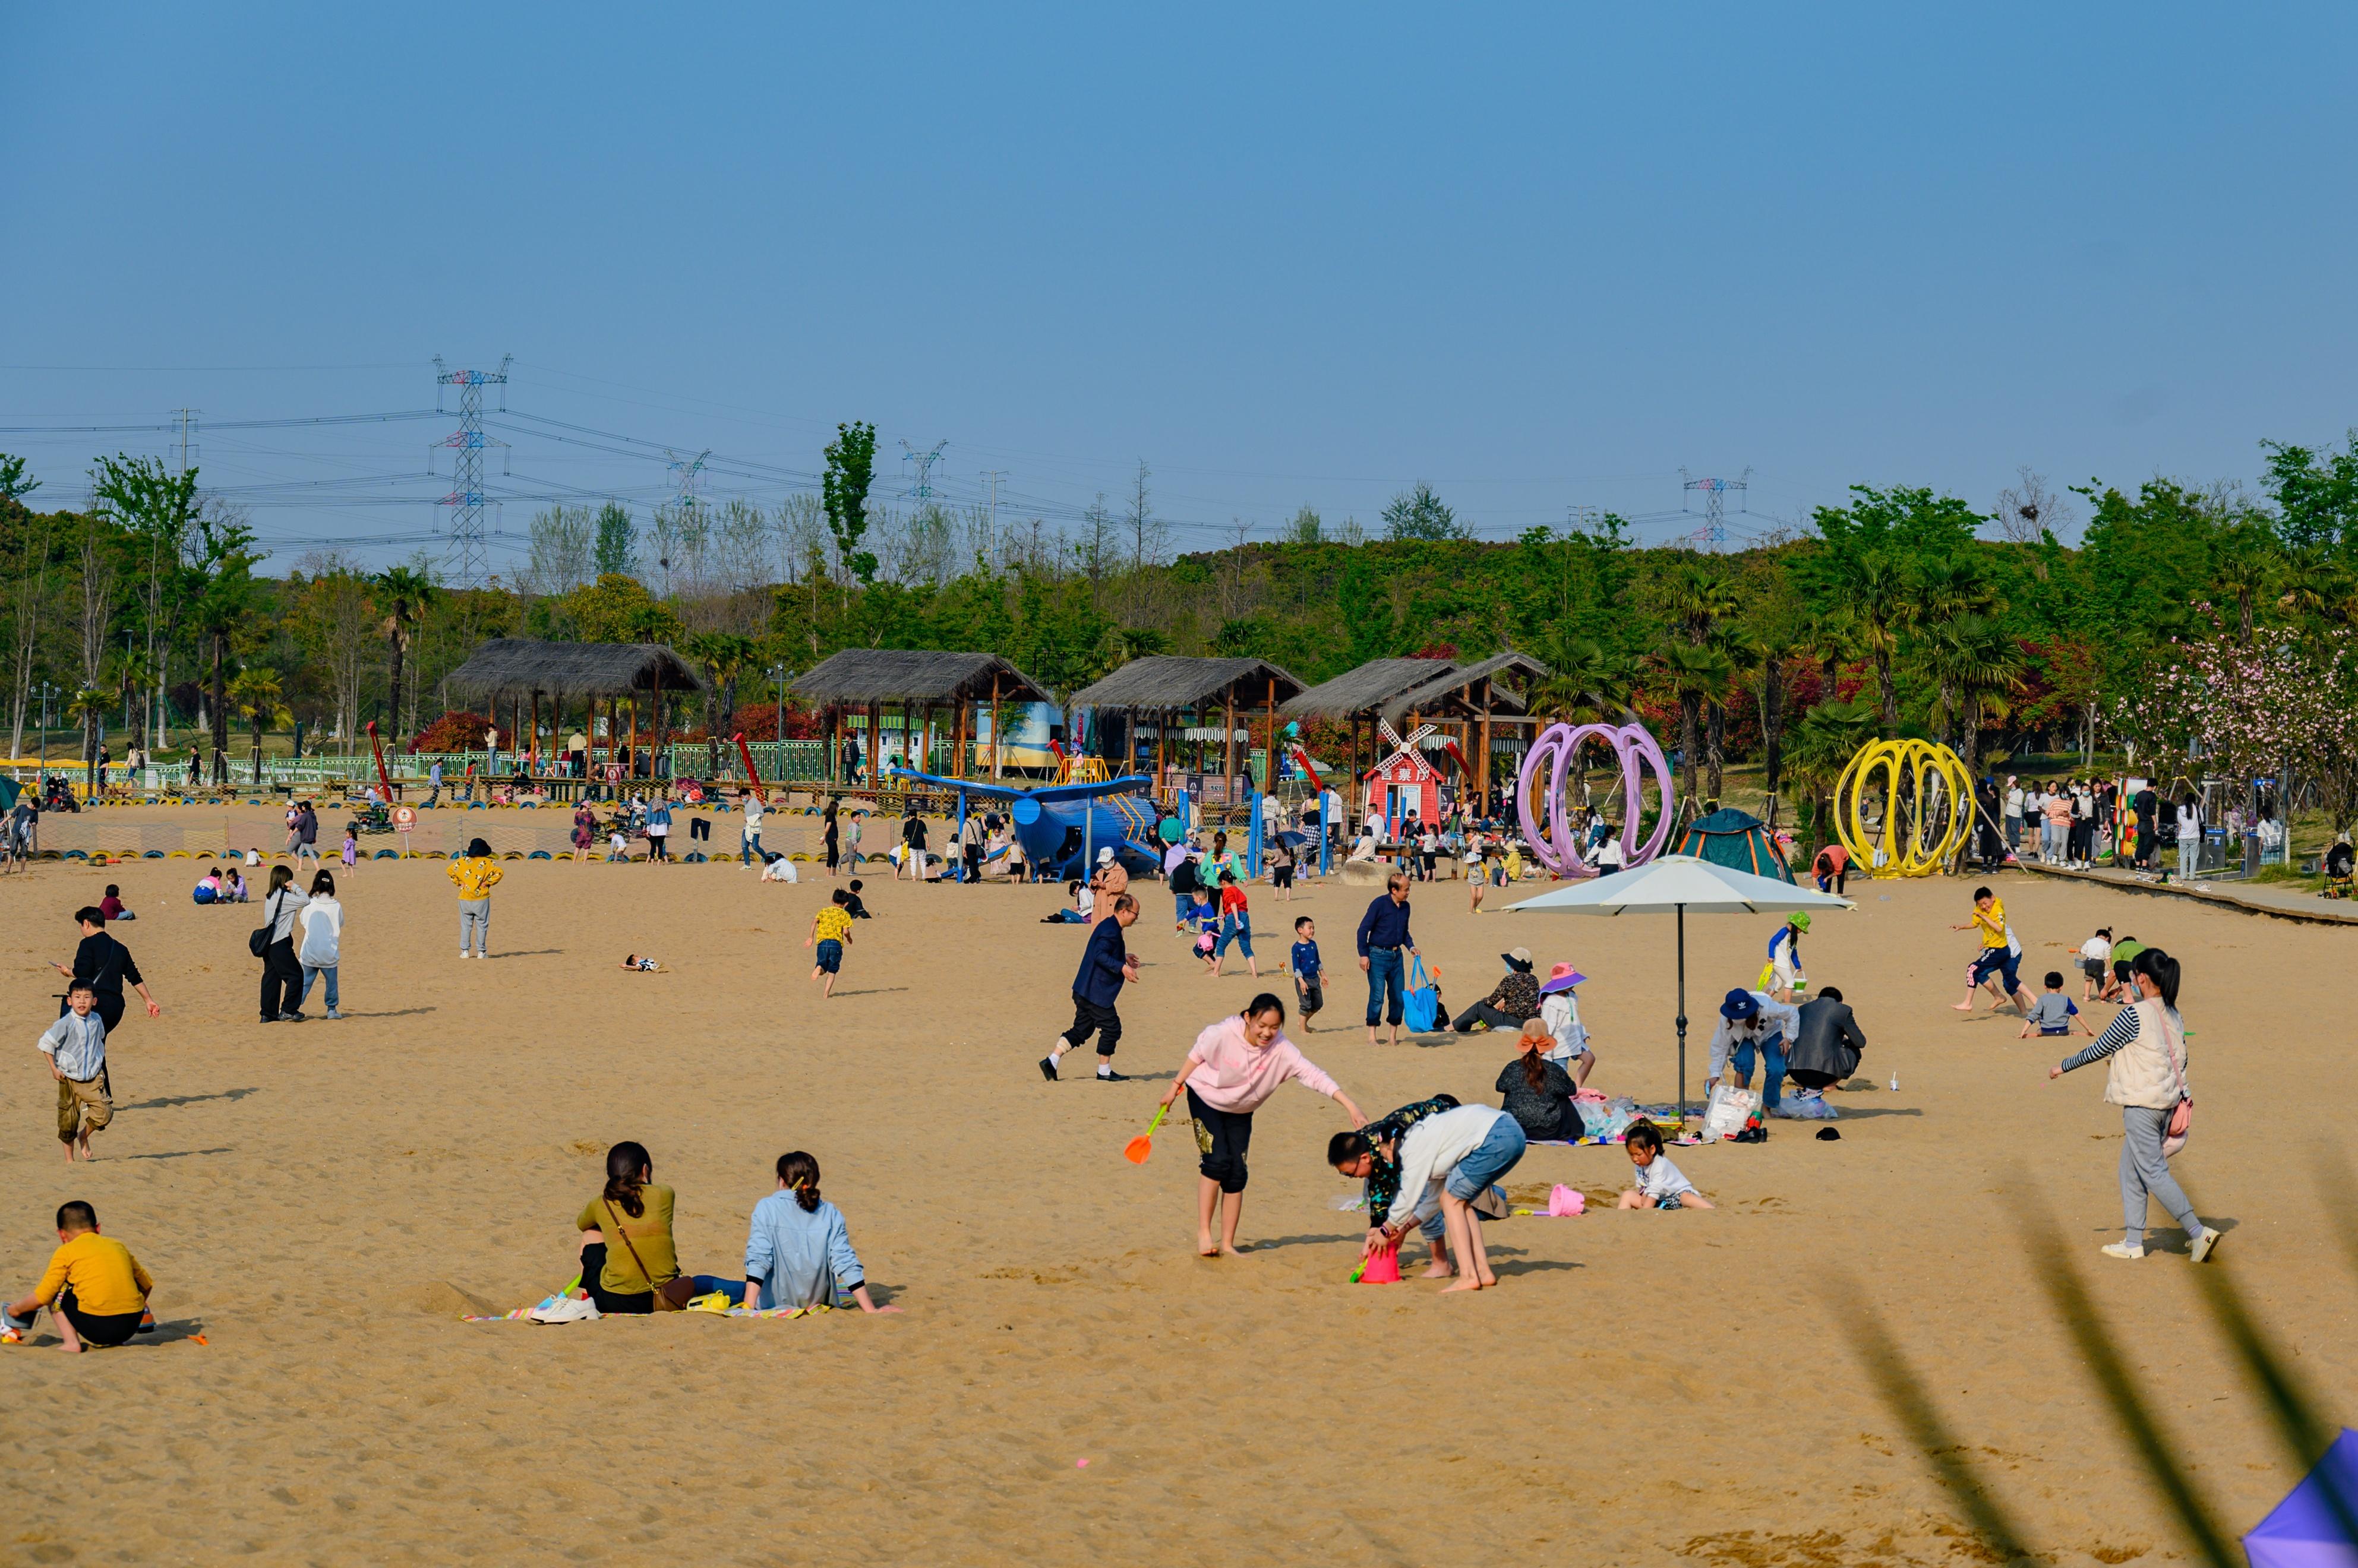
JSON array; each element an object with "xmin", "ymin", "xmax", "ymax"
[
  {"xmin": 1289, "ymin": 915, "xmax": 1325, "ymax": 1031},
  {"xmin": 2019, "ymin": 970, "xmax": 2095, "ymax": 1038},
  {"xmin": 1191, "ymin": 887, "xmax": 1220, "ymax": 971}
]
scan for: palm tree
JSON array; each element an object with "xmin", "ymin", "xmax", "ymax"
[
  {"xmin": 1112, "ymin": 626, "xmax": 1172, "ymax": 664},
  {"xmin": 64, "ymin": 685, "xmax": 110, "ymax": 789},
  {"xmin": 1921, "ymin": 613, "xmax": 2021, "ymax": 766},
  {"xmin": 1843, "ymin": 554, "xmax": 1908, "ymax": 725},
  {"xmin": 372, "ymin": 567, "xmax": 439, "ymax": 746},
  {"xmin": 1741, "ymin": 621, "xmax": 1805, "ymax": 813},
  {"xmin": 2211, "ymin": 532, "xmax": 2280, "ymax": 646},
  {"xmin": 1652, "ymin": 640, "xmax": 1733, "ymax": 805},
  {"xmin": 681, "ymin": 631, "xmax": 758, "ymax": 775},
  {"xmin": 227, "ymin": 666, "xmax": 291, "ymax": 786},
  {"xmin": 1783, "ymin": 698, "xmax": 1881, "ymax": 851},
  {"xmin": 115, "ymin": 647, "xmax": 159, "ymax": 755}
]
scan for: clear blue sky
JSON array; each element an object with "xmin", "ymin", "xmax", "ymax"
[{"xmin": 5, "ymin": 5, "xmax": 2353, "ymax": 569}]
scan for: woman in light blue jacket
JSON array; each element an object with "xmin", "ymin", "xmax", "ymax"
[{"xmin": 743, "ymin": 1152, "xmax": 899, "ymax": 1313}]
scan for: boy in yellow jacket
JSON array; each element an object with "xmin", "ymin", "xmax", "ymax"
[
  {"xmin": 447, "ymin": 836, "xmax": 504, "ymax": 960},
  {"xmin": 5, "ymin": 1201, "xmax": 154, "ymax": 1352}
]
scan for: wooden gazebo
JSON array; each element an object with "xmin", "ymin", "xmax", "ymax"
[
  {"xmin": 790, "ymin": 649, "xmax": 1056, "ymax": 783},
  {"xmin": 1285, "ymin": 652, "xmax": 1548, "ymax": 811},
  {"xmin": 1066, "ymin": 655, "xmax": 1305, "ymax": 805},
  {"xmin": 442, "ymin": 639, "xmax": 705, "ymax": 782}
]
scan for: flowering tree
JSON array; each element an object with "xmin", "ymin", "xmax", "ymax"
[{"xmin": 2115, "ymin": 621, "xmax": 2358, "ymax": 829}]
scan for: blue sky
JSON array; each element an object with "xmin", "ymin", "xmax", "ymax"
[{"xmin": 4, "ymin": 5, "xmax": 2353, "ymax": 568}]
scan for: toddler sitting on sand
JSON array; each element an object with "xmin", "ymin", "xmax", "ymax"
[{"xmin": 1617, "ymin": 1120, "xmax": 1713, "ymax": 1210}]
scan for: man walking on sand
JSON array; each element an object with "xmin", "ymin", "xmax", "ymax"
[
  {"xmin": 1356, "ymin": 872, "xmax": 1419, "ymax": 1047},
  {"xmin": 1041, "ymin": 893, "xmax": 1141, "ymax": 1083}
]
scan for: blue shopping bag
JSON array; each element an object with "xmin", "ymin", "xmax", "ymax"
[{"xmin": 1403, "ymin": 954, "xmax": 1439, "ymax": 1033}]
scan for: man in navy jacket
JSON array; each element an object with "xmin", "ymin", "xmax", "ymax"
[{"xmin": 1042, "ymin": 893, "xmax": 1141, "ymax": 1082}]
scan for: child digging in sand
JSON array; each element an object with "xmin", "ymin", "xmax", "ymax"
[
  {"xmin": 807, "ymin": 888, "xmax": 854, "ymax": 997},
  {"xmin": 39, "ymin": 980, "xmax": 112, "ymax": 1164},
  {"xmin": 4, "ymin": 1201, "xmax": 155, "ymax": 1351},
  {"xmin": 1617, "ymin": 1118, "xmax": 1713, "ymax": 1209}
]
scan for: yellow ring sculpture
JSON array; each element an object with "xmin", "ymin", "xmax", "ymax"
[{"xmin": 1833, "ymin": 738, "xmax": 1974, "ymax": 878}]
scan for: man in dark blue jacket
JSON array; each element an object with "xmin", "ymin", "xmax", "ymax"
[
  {"xmin": 1041, "ymin": 893, "xmax": 1140, "ymax": 1083},
  {"xmin": 1355, "ymin": 872, "xmax": 1418, "ymax": 1047}
]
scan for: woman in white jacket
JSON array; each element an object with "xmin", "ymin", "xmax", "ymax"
[
  {"xmin": 296, "ymin": 870, "xmax": 343, "ymax": 1020},
  {"xmin": 2049, "ymin": 946, "xmax": 2219, "ymax": 1262}
]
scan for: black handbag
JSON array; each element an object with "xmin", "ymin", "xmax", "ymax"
[{"xmin": 249, "ymin": 890, "xmax": 280, "ymax": 959}]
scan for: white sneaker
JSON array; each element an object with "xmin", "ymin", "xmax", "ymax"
[
  {"xmin": 2189, "ymin": 1226, "xmax": 2222, "ymax": 1262},
  {"xmin": 2100, "ymin": 1242, "xmax": 2145, "ymax": 1260},
  {"xmin": 460, "ymin": 950, "xmax": 471, "ymax": 960},
  {"xmin": 528, "ymin": 1294, "xmax": 599, "ymax": 1324}
]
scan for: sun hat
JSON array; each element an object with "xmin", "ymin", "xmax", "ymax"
[
  {"xmin": 1720, "ymin": 987, "xmax": 1760, "ymax": 1022},
  {"xmin": 1502, "ymin": 947, "xmax": 1534, "ymax": 971},
  {"xmin": 1539, "ymin": 962, "xmax": 1586, "ymax": 994},
  {"xmin": 1788, "ymin": 912, "xmax": 1811, "ymax": 931}
]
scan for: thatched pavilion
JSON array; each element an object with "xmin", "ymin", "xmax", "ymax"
[
  {"xmin": 1284, "ymin": 651, "xmax": 1548, "ymax": 811},
  {"xmin": 442, "ymin": 639, "xmax": 704, "ymax": 783},
  {"xmin": 789, "ymin": 649, "xmax": 1056, "ymax": 783},
  {"xmin": 1065, "ymin": 655, "xmax": 1304, "ymax": 804}
]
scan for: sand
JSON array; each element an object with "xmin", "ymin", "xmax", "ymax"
[{"xmin": 0, "ymin": 803, "xmax": 2348, "ymax": 1566}]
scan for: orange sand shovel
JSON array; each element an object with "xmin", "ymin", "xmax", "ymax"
[{"xmin": 1124, "ymin": 1104, "xmax": 1172, "ymax": 1164}]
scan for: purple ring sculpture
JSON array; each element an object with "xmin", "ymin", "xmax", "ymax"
[{"xmin": 1515, "ymin": 720, "xmax": 1675, "ymax": 877}]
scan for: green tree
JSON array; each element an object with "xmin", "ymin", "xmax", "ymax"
[
  {"xmin": 227, "ymin": 666, "xmax": 289, "ymax": 785},
  {"xmin": 681, "ymin": 631, "xmax": 757, "ymax": 774},
  {"xmin": 1381, "ymin": 482, "xmax": 1467, "ymax": 542},
  {"xmin": 2262, "ymin": 432, "xmax": 2358, "ymax": 554},
  {"xmin": 823, "ymin": 421, "xmax": 880, "ymax": 587},
  {"xmin": 592, "ymin": 502, "xmax": 637, "ymax": 579},
  {"xmin": 90, "ymin": 454, "xmax": 203, "ymax": 750},
  {"xmin": 0, "ymin": 453, "xmax": 41, "ymax": 505},
  {"xmin": 188, "ymin": 508, "xmax": 261, "ymax": 784},
  {"xmin": 371, "ymin": 566, "xmax": 439, "ymax": 744},
  {"xmin": 1784, "ymin": 698, "xmax": 1881, "ymax": 848},
  {"xmin": 64, "ymin": 685, "xmax": 110, "ymax": 785}
]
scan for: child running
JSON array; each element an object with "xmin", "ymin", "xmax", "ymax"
[
  {"xmin": 39, "ymin": 979, "xmax": 112, "ymax": 1163},
  {"xmin": 2079, "ymin": 927, "xmax": 2114, "ymax": 1002},
  {"xmin": 4, "ymin": 1201, "xmax": 155, "ymax": 1351},
  {"xmin": 807, "ymin": 888, "xmax": 854, "ymax": 997},
  {"xmin": 1190, "ymin": 886, "xmax": 1219, "ymax": 972},
  {"xmin": 1950, "ymin": 884, "xmax": 2031, "ymax": 1014},
  {"xmin": 844, "ymin": 878, "xmax": 871, "ymax": 918},
  {"xmin": 1617, "ymin": 1118, "xmax": 1713, "ymax": 1209},
  {"xmin": 1154, "ymin": 994, "xmax": 1365, "ymax": 1257},
  {"xmin": 2020, "ymin": 970, "xmax": 2095, "ymax": 1038},
  {"xmin": 1288, "ymin": 915, "xmax": 1325, "ymax": 1032},
  {"xmin": 1211, "ymin": 871, "xmax": 1258, "ymax": 979}
]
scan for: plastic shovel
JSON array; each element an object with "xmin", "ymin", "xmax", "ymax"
[{"xmin": 1123, "ymin": 1104, "xmax": 1172, "ymax": 1164}]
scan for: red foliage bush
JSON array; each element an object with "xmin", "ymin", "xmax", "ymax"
[{"xmin": 413, "ymin": 710, "xmax": 493, "ymax": 753}]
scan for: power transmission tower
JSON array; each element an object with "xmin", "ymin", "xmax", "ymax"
[
  {"xmin": 901, "ymin": 439, "xmax": 947, "ymax": 501},
  {"xmin": 431, "ymin": 355, "xmax": 511, "ymax": 586},
  {"xmin": 1679, "ymin": 467, "xmax": 1751, "ymax": 551},
  {"xmin": 170, "ymin": 409, "xmax": 200, "ymax": 474}
]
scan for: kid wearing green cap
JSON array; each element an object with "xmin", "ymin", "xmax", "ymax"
[{"xmin": 1759, "ymin": 912, "xmax": 1809, "ymax": 1002}]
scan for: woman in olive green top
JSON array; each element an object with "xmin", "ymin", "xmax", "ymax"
[{"xmin": 576, "ymin": 1141, "xmax": 696, "ymax": 1313}]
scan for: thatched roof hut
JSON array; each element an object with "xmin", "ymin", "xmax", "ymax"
[
  {"xmin": 1281, "ymin": 656, "xmax": 1457, "ymax": 720},
  {"xmin": 1376, "ymin": 651, "xmax": 1549, "ymax": 723},
  {"xmin": 443, "ymin": 639, "xmax": 705, "ymax": 700},
  {"xmin": 789, "ymin": 649, "xmax": 1055, "ymax": 707},
  {"xmin": 1066, "ymin": 656, "xmax": 1303, "ymax": 713}
]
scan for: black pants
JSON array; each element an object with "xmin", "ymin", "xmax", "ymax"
[
  {"xmin": 689, "ymin": 816, "xmax": 711, "ymax": 842},
  {"xmin": 1788, "ymin": 1067, "xmax": 1842, "ymax": 1092},
  {"xmin": 1451, "ymin": 1000, "xmax": 1525, "ymax": 1033},
  {"xmin": 261, "ymin": 937, "xmax": 302, "ymax": 1019},
  {"xmin": 62, "ymin": 991, "xmax": 127, "ymax": 1033},
  {"xmin": 648, "ymin": 834, "xmax": 670, "ymax": 861},
  {"xmin": 1186, "ymin": 1085, "xmax": 1253, "ymax": 1193},
  {"xmin": 1062, "ymin": 994, "xmax": 1122, "ymax": 1057},
  {"xmin": 58, "ymin": 1286, "xmax": 142, "ymax": 1346},
  {"xmin": 577, "ymin": 1243, "xmax": 655, "ymax": 1316},
  {"xmin": 964, "ymin": 846, "xmax": 982, "ymax": 882}
]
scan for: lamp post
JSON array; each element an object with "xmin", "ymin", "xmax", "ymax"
[{"xmin": 37, "ymin": 681, "xmax": 53, "ymax": 772}]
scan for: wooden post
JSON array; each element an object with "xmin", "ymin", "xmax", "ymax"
[
  {"xmin": 627, "ymin": 694, "xmax": 638, "ymax": 783},
  {"xmin": 1262, "ymin": 675, "xmax": 1276, "ymax": 796},
  {"xmin": 953, "ymin": 693, "xmax": 968, "ymax": 779},
  {"xmin": 989, "ymin": 674, "xmax": 1002, "ymax": 780},
  {"xmin": 1154, "ymin": 707, "xmax": 1166, "ymax": 795},
  {"xmin": 529, "ymin": 690, "xmax": 540, "ymax": 774},
  {"xmin": 651, "ymin": 666, "xmax": 665, "ymax": 793},
  {"xmin": 1221, "ymin": 686, "xmax": 1236, "ymax": 815},
  {"xmin": 1480, "ymin": 684, "xmax": 1492, "ymax": 813}
]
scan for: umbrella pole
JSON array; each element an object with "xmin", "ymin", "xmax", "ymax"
[{"xmin": 1675, "ymin": 903, "xmax": 1688, "ymax": 1123}]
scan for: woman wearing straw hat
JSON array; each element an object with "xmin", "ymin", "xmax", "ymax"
[{"xmin": 1450, "ymin": 948, "xmax": 1543, "ymax": 1035}]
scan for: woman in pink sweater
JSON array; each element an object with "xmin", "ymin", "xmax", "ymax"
[{"xmin": 1156, "ymin": 994, "xmax": 1367, "ymax": 1257}]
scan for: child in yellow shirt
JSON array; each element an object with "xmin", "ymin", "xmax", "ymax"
[
  {"xmin": 4, "ymin": 1201, "xmax": 154, "ymax": 1352},
  {"xmin": 806, "ymin": 888, "xmax": 854, "ymax": 998}
]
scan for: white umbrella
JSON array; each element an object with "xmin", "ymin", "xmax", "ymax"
[{"xmin": 1505, "ymin": 855, "xmax": 1854, "ymax": 1118}]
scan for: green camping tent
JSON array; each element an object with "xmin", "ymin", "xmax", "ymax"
[
  {"xmin": 0, "ymin": 776, "xmax": 18, "ymax": 813},
  {"xmin": 1673, "ymin": 807, "xmax": 1794, "ymax": 883}
]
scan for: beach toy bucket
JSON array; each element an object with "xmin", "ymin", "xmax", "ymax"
[
  {"xmin": 1358, "ymin": 1243, "xmax": 1403, "ymax": 1284},
  {"xmin": 1546, "ymin": 1184, "xmax": 1585, "ymax": 1217}
]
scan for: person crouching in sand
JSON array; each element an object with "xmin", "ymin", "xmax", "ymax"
[{"xmin": 3, "ymin": 1201, "xmax": 154, "ymax": 1351}]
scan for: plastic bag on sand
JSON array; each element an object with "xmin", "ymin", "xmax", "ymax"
[
  {"xmin": 1582, "ymin": 1098, "xmax": 1637, "ymax": 1142},
  {"xmin": 1703, "ymin": 1083, "xmax": 1760, "ymax": 1140},
  {"xmin": 1771, "ymin": 1092, "xmax": 1838, "ymax": 1120}
]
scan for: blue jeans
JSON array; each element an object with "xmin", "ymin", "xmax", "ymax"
[
  {"xmin": 1217, "ymin": 913, "xmax": 1253, "ymax": 960},
  {"xmin": 299, "ymin": 963, "xmax": 339, "ymax": 1013},
  {"xmin": 1732, "ymin": 1030, "xmax": 1786, "ymax": 1111},
  {"xmin": 1446, "ymin": 1115, "xmax": 1528, "ymax": 1200},
  {"xmin": 741, "ymin": 827, "xmax": 763, "ymax": 865},
  {"xmin": 1365, "ymin": 947, "xmax": 1404, "ymax": 1027}
]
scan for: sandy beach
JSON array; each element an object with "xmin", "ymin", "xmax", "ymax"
[{"xmin": 0, "ymin": 806, "xmax": 2345, "ymax": 1566}]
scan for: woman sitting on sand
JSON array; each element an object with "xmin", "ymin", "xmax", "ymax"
[
  {"xmin": 571, "ymin": 1141, "xmax": 728, "ymax": 1313},
  {"xmin": 743, "ymin": 1151, "xmax": 898, "ymax": 1313},
  {"xmin": 1495, "ymin": 1018, "xmax": 1585, "ymax": 1141}
]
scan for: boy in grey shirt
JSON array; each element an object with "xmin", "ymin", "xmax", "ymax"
[{"xmin": 2019, "ymin": 971, "xmax": 2094, "ymax": 1038}]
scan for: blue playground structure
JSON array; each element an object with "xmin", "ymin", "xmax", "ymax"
[{"xmin": 886, "ymin": 767, "xmax": 1165, "ymax": 882}]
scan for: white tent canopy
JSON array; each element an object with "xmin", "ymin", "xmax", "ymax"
[{"xmin": 1506, "ymin": 856, "xmax": 1854, "ymax": 1115}]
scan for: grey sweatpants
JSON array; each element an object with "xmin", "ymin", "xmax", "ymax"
[
  {"xmin": 2120, "ymin": 1105, "xmax": 2198, "ymax": 1247},
  {"xmin": 459, "ymin": 899, "xmax": 490, "ymax": 956}
]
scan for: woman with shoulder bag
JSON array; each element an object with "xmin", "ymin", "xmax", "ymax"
[
  {"xmin": 565, "ymin": 1142, "xmax": 741, "ymax": 1314},
  {"xmin": 255, "ymin": 864, "xmax": 310, "ymax": 1023},
  {"xmin": 2048, "ymin": 946, "xmax": 2220, "ymax": 1262}
]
